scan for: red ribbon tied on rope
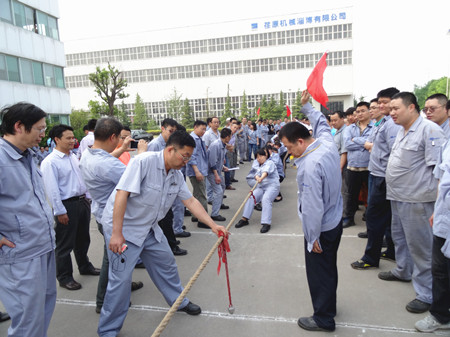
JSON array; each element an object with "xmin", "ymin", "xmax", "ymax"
[
  {"xmin": 249, "ymin": 190, "xmax": 257, "ymax": 205},
  {"xmin": 217, "ymin": 231, "xmax": 230, "ymax": 275}
]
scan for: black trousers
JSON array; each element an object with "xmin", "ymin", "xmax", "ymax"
[
  {"xmin": 430, "ymin": 235, "xmax": 450, "ymax": 324},
  {"xmin": 362, "ymin": 175, "xmax": 395, "ymax": 266},
  {"xmin": 304, "ymin": 221, "xmax": 342, "ymax": 330},
  {"xmin": 343, "ymin": 170, "xmax": 369, "ymax": 219},
  {"xmin": 55, "ymin": 198, "xmax": 93, "ymax": 284},
  {"xmin": 158, "ymin": 208, "xmax": 178, "ymax": 250}
]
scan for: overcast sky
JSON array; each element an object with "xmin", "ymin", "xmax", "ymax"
[{"xmin": 58, "ymin": 0, "xmax": 450, "ymax": 100}]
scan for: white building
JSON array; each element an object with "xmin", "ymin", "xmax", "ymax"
[
  {"xmin": 64, "ymin": 7, "xmax": 354, "ymax": 124},
  {"xmin": 0, "ymin": 0, "xmax": 70, "ymax": 123}
]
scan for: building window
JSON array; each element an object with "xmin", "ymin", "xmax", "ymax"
[
  {"xmin": 32, "ymin": 61, "xmax": 44, "ymax": 85},
  {"xmin": 0, "ymin": 54, "xmax": 8, "ymax": 80},
  {"xmin": 0, "ymin": 0, "xmax": 13, "ymax": 23},
  {"xmin": 6, "ymin": 55, "xmax": 20, "ymax": 82},
  {"xmin": 36, "ymin": 10, "xmax": 59, "ymax": 40},
  {"xmin": 19, "ymin": 58, "xmax": 33, "ymax": 84}
]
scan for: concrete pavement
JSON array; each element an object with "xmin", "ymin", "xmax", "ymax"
[{"xmin": 0, "ymin": 162, "xmax": 444, "ymax": 337}]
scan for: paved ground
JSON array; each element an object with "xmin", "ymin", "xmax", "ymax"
[{"xmin": 1, "ymin": 162, "xmax": 446, "ymax": 337}]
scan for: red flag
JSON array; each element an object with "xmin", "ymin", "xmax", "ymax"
[
  {"xmin": 256, "ymin": 107, "xmax": 260, "ymax": 116},
  {"xmin": 286, "ymin": 105, "xmax": 291, "ymax": 117},
  {"xmin": 307, "ymin": 52, "xmax": 329, "ymax": 109}
]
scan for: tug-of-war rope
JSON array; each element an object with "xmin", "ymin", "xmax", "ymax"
[{"xmin": 150, "ymin": 181, "xmax": 260, "ymax": 337}]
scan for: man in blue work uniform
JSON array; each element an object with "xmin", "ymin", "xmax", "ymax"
[
  {"xmin": 41, "ymin": 124, "xmax": 100, "ymax": 290},
  {"xmin": 280, "ymin": 90, "xmax": 343, "ymax": 332},
  {"xmin": 207, "ymin": 128, "xmax": 232, "ymax": 222},
  {"xmin": 147, "ymin": 118, "xmax": 187, "ymax": 255},
  {"xmin": 0, "ymin": 103, "xmax": 56, "ymax": 337},
  {"xmin": 98, "ymin": 131, "xmax": 228, "ymax": 336},
  {"xmin": 382, "ymin": 92, "xmax": 445, "ymax": 314},
  {"xmin": 80, "ymin": 117, "xmax": 145, "ymax": 313}
]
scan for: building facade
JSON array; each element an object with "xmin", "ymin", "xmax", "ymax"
[
  {"xmin": 64, "ymin": 7, "xmax": 353, "ymax": 124},
  {"xmin": 0, "ymin": 0, "xmax": 70, "ymax": 123}
]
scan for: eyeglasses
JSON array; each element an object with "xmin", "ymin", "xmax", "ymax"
[
  {"xmin": 32, "ymin": 126, "xmax": 47, "ymax": 134},
  {"xmin": 174, "ymin": 149, "xmax": 191, "ymax": 162},
  {"xmin": 423, "ymin": 105, "xmax": 444, "ymax": 113}
]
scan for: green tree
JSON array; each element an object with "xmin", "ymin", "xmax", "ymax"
[
  {"xmin": 240, "ymin": 91, "xmax": 249, "ymax": 119},
  {"xmin": 180, "ymin": 98, "xmax": 195, "ymax": 128},
  {"xmin": 279, "ymin": 91, "xmax": 286, "ymax": 107},
  {"xmin": 88, "ymin": 63, "xmax": 129, "ymax": 116},
  {"xmin": 291, "ymin": 89, "xmax": 303, "ymax": 117},
  {"xmin": 132, "ymin": 94, "xmax": 147, "ymax": 130},
  {"xmin": 220, "ymin": 85, "xmax": 234, "ymax": 124},
  {"xmin": 414, "ymin": 77, "xmax": 449, "ymax": 108},
  {"xmin": 166, "ymin": 88, "xmax": 183, "ymax": 121},
  {"xmin": 87, "ymin": 100, "xmax": 108, "ymax": 119},
  {"xmin": 69, "ymin": 109, "xmax": 89, "ymax": 141},
  {"xmin": 117, "ymin": 100, "xmax": 131, "ymax": 127}
]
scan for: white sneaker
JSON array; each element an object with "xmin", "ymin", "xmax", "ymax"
[{"xmin": 415, "ymin": 315, "xmax": 450, "ymax": 332}]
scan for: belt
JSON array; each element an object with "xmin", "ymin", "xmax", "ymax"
[{"xmin": 62, "ymin": 195, "xmax": 86, "ymax": 202}]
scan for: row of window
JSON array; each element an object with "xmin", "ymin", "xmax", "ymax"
[
  {"xmin": 65, "ymin": 50, "xmax": 352, "ymax": 89},
  {"xmin": 0, "ymin": 53, "xmax": 65, "ymax": 88},
  {"xmin": 0, "ymin": 0, "xmax": 59, "ymax": 40},
  {"xmin": 65, "ymin": 23, "xmax": 352, "ymax": 67},
  {"xmin": 121, "ymin": 92, "xmax": 342, "ymax": 125}
]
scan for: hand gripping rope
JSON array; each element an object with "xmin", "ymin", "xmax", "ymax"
[{"xmin": 149, "ymin": 182, "xmax": 259, "ymax": 337}]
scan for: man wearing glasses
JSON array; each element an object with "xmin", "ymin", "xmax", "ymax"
[
  {"xmin": 0, "ymin": 103, "xmax": 57, "ymax": 337},
  {"xmin": 98, "ymin": 131, "xmax": 227, "ymax": 336},
  {"xmin": 424, "ymin": 94, "xmax": 450, "ymax": 138}
]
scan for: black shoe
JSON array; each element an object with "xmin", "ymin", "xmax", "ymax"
[
  {"xmin": 274, "ymin": 195, "xmax": 283, "ymax": 202},
  {"xmin": 260, "ymin": 224, "xmax": 271, "ymax": 233},
  {"xmin": 172, "ymin": 246, "xmax": 188, "ymax": 256},
  {"xmin": 80, "ymin": 266, "xmax": 101, "ymax": 276},
  {"xmin": 378, "ymin": 271, "xmax": 410, "ymax": 282},
  {"xmin": 95, "ymin": 306, "xmax": 101, "ymax": 314},
  {"xmin": 358, "ymin": 231, "xmax": 368, "ymax": 238},
  {"xmin": 191, "ymin": 217, "xmax": 198, "ymax": 222},
  {"xmin": 235, "ymin": 219, "xmax": 249, "ymax": 228},
  {"xmin": 135, "ymin": 262, "xmax": 145, "ymax": 269},
  {"xmin": 197, "ymin": 222, "xmax": 209, "ymax": 229},
  {"xmin": 182, "ymin": 225, "xmax": 186, "ymax": 230},
  {"xmin": 297, "ymin": 316, "xmax": 334, "ymax": 332},
  {"xmin": 351, "ymin": 259, "xmax": 377, "ymax": 270},
  {"xmin": 207, "ymin": 201, "xmax": 213, "ymax": 205},
  {"xmin": 211, "ymin": 215, "xmax": 226, "ymax": 221},
  {"xmin": 231, "ymin": 179, "xmax": 239, "ymax": 183},
  {"xmin": 406, "ymin": 299, "xmax": 431, "ymax": 313},
  {"xmin": 60, "ymin": 280, "xmax": 82, "ymax": 290},
  {"xmin": 220, "ymin": 204, "xmax": 230, "ymax": 210},
  {"xmin": 175, "ymin": 231, "xmax": 191, "ymax": 238},
  {"xmin": 0, "ymin": 312, "xmax": 10, "ymax": 322},
  {"xmin": 342, "ymin": 218, "xmax": 356, "ymax": 228},
  {"xmin": 380, "ymin": 251, "xmax": 396, "ymax": 262},
  {"xmin": 239, "ymin": 161, "xmax": 244, "ymax": 164},
  {"xmin": 131, "ymin": 281, "xmax": 144, "ymax": 291},
  {"xmin": 175, "ymin": 240, "xmax": 181, "ymax": 245},
  {"xmin": 254, "ymin": 203, "xmax": 262, "ymax": 211},
  {"xmin": 178, "ymin": 301, "xmax": 201, "ymax": 315},
  {"xmin": 184, "ymin": 209, "xmax": 192, "ymax": 216},
  {"xmin": 223, "ymin": 195, "xmax": 227, "ymax": 199}
]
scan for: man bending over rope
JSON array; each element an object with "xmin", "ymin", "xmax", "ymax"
[{"xmin": 98, "ymin": 131, "xmax": 227, "ymax": 337}]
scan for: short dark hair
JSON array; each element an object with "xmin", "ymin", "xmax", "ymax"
[
  {"xmin": 256, "ymin": 148, "xmax": 268, "ymax": 157},
  {"xmin": 230, "ymin": 117, "xmax": 237, "ymax": 123},
  {"xmin": 331, "ymin": 110, "xmax": 345, "ymax": 119},
  {"xmin": 446, "ymin": 100, "xmax": 450, "ymax": 111},
  {"xmin": 176, "ymin": 124, "xmax": 186, "ymax": 132},
  {"xmin": 94, "ymin": 117, "xmax": 123, "ymax": 141},
  {"xmin": 426, "ymin": 93, "xmax": 448, "ymax": 106},
  {"xmin": 279, "ymin": 121, "xmax": 311, "ymax": 143},
  {"xmin": 206, "ymin": 117, "xmax": 212, "ymax": 125},
  {"xmin": 122, "ymin": 126, "xmax": 131, "ymax": 132},
  {"xmin": 344, "ymin": 107, "xmax": 356, "ymax": 116},
  {"xmin": 392, "ymin": 92, "xmax": 420, "ymax": 113},
  {"xmin": 220, "ymin": 128, "xmax": 232, "ymax": 139},
  {"xmin": 377, "ymin": 87, "xmax": 400, "ymax": 100},
  {"xmin": 161, "ymin": 118, "xmax": 178, "ymax": 128},
  {"xmin": 193, "ymin": 120, "xmax": 207, "ymax": 127},
  {"xmin": 87, "ymin": 119, "xmax": 97, "ymax": 131},
  {"xmin": 356, "ymin": 102, "xmax": 370, "ymax": 109},
  {"xmin": 83, "ymin": 125, "xmax": 88, "ymax": 132},
  {"xmin": 325, "ymin": 114, "xmax": 331, "ymax": 122},
  {"xmin": 0, "ymin": 102, "xmax": 46, "ymax": 136},
  {"xmin": 166, "ymin": 130, "xmax": 196, "ymax": 148},
  {"xmin": 370, "ymin": 98, "xmax": 378, "ymax": 104},
  {"xmin": 48, "ymin": 124, "xmax": 74, "ymax": 143}
]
